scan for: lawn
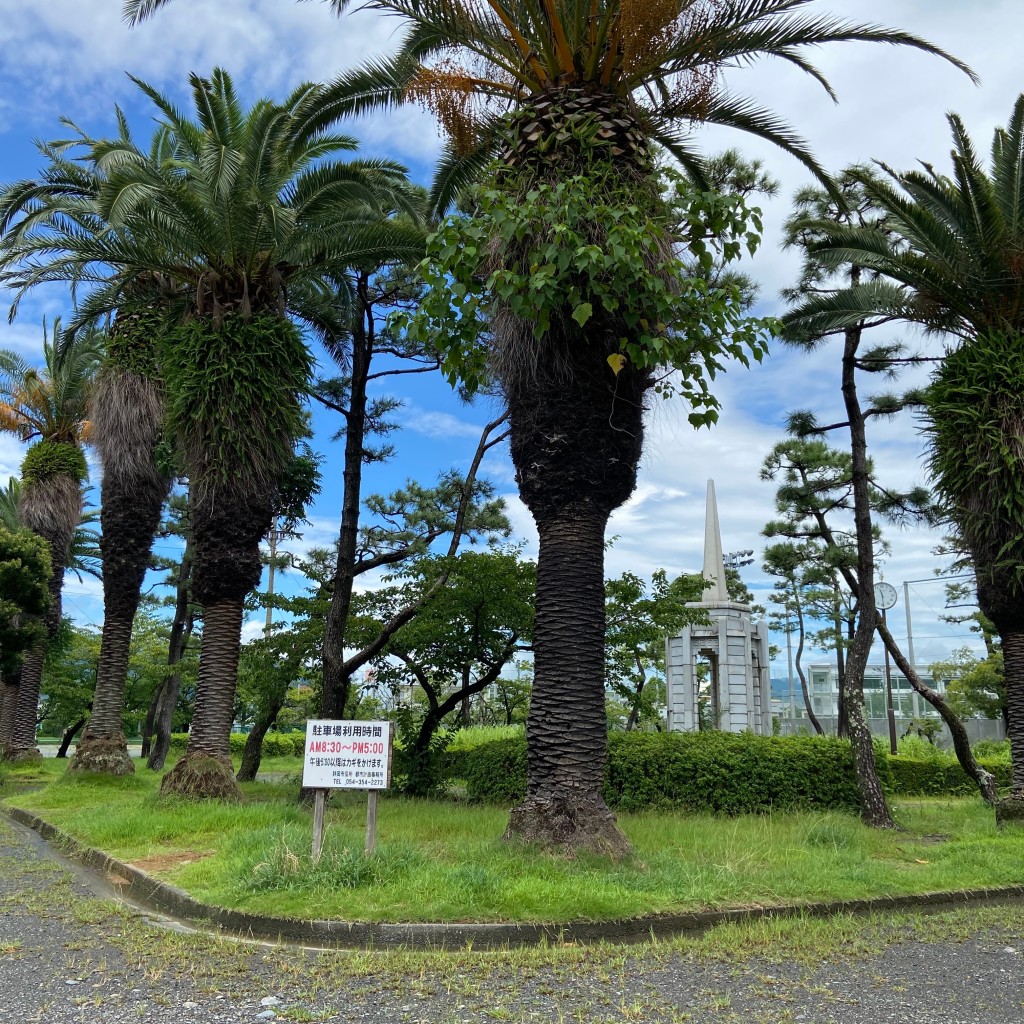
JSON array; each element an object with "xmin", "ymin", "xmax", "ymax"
[{"xmin": 3, "ymin": 758, "xmax": 1022, "ymax": 924}]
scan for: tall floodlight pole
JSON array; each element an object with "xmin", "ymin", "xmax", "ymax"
[
  {"xmin": 785, "ymin": 599, "xmax": 796, "ymax": 719},
  {"xmin": 874, "ymin": 581, "xmax": 899, "ymax": 754}
]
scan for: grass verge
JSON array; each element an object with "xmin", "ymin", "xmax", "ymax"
[{"xmin": 3, "ymin": 760, "xmax": 1023, "ymax": 924}]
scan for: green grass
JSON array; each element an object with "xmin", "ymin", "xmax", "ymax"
[
  {"xmin": 446, "ymin": 724, "xmax": 525, "ymax": 751},
  {"xmin": 5, "ymin": 758, "xmax": 1024, "ymax": 925}
]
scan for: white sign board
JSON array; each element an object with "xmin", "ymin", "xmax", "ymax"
[{"xmin": 301, "ymin": 720, "xmax": 392, "ymax": 790}]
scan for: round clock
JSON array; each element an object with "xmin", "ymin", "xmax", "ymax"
[{"xmin": 873, "ymin": 581, "xmax": 898, "ymax": 610}]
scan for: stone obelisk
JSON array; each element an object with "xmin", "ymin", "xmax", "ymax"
[{"xmin": 664, "ymin": 479, "xmax": 772, "ymax": 734}]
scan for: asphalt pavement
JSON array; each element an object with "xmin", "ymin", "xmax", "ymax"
[{"xmin": 2, "ymin": 813, "xmax": 1024, "ymax": 1023}]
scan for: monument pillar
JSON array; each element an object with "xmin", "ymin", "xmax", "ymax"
[{"xmin": 665, "ymin": 480, "xmax": 772, "ymax": 735}]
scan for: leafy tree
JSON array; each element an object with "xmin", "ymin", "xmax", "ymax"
[
  {"xmin": 128, "ymin": 0, "xmax": 973, "ymax": 860},
  {"xmin": 309, "ymin": 250, "xmax": 459, "ymax": 722},
  {"xmin": 234, "ymin": 632, "xmax": 317, "ymax": 782},
  {"xmin": 782, "ymin": 97, "xmax": 1024, "ymax": 811},
  {"xmin": 0, "ymin": 128, "xmax": 179, "ymax": 776},
  {"xmin": 604, "ymin": 569, "xmax": 704, "ymax": 731},
  {"xmin": 358, "ymin": 547, "xmax": 534, "ymax": 794},
  {"xmin": 0, "ymin": 69, "xmax": 421, "ymax": 797},
  {"xmin": 0, "ymin": 322, "xmax": 100, "ymax": 761},
  {"xmin": 762, "ymin": 540, "xmax": 831, "ymax": 735},
  {"xmin": 932, "ymin": 647, "xmax": 1006, "ymax": 726},
  {"xmin": 0, "ymin": 525, "xmax": 51, "ymax": 752},
  {"xmin": 36, "ymin": 620, "xmax": 99, "ymax": 755}
]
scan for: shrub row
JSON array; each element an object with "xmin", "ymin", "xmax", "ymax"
[
  {"xmin": 459, "ymin": 732, "xmax": 866, "ymax": 813},
  {"xmin": 887, "ymin": 755, "xmax": 1011, "ymax": 796},
  {"xmin": 168, "ymin": 732, "xmax": 304, "ymax": 757},
  {"xmin": 456, "ymin": 732, "xmax": 1010, "ymax": 812}
]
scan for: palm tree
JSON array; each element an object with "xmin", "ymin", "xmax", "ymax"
[
  {"xmin": 0, "ymin": 132, "xmax": 177, "ymax": 776},
  {"xmin": 0, "ymin": 323, "xmax": 100, "ymax": 761},
  {"xmin": 129, "ymin": 2, "xmax": 970, "ymax": 844},
  {"xmin": 783, "ymin": 95, "xmax": 1024, "ymax": 816},
  {"xmin": 133, "ymin": 0, "xmax": 970, "ymax": 850},
  {"xmin": 1, "ymin": 69, "xmax": 423, "ymax": 795}
]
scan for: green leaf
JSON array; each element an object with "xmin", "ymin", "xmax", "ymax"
[{"xmin": 572, "ymin": 302, "xmax": 593, "ymax": 327}]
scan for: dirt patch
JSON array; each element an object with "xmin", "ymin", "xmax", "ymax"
[{"xmin": 130, "ymin": 851, "xmax": 214, "ymax": 874}]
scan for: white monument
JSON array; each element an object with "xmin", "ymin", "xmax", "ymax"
[{"xmin": 665, "ymin": 480, "xmax": 772, "ymax": 734}]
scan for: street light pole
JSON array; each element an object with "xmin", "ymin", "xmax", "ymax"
[
  {"xmin": 785, "ymin": 599, "xmax": 796, "ymax": 720},
  {"xmin": 882, "ymin": 606, "xmax": 898, "ymax": 755}
]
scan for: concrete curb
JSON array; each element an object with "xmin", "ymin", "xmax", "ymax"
[{"xmin": 6, "ymin": 804, "xmax": 1024, "ymax": 951}]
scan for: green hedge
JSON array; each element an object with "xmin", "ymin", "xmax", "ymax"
[
  {"xmin": 457, "ymin": 733, "xmax": 1011, "ymax": 812},
  {"xmin": 461, "ymin": 732, "xmax": 869, "ymax": 813},
  {"xmin": 887, "ymin": 755, "xmax": 1011, "ymax": 796},
  {"xmin": 168, "ymin": 732, "xmax": 304, "ymax": 757}
]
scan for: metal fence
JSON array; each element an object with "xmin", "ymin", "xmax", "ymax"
[{"xmin": 775, "ymin": 716, "xmax": 1006, "ymax": 748}]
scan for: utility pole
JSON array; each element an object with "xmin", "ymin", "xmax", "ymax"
[
  {"xmin": 265, "ymin": 517, "xmax": 278, "ymax": 637},
  {"xmin": 785, "ymin": 598, "xmax": 796, "ymax": 721},
  {"xmin": 882, "ymin": 606, "xmax": 898, "ymax": 754}
]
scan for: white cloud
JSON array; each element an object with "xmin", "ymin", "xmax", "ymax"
[{"xmin": 397, "ymin": 405, "xmax": 487, "ymax": 440}]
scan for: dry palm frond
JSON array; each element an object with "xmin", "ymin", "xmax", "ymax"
[
  {"xmin": 19, "ymin": 473, "xmax": 82, "ymax": 559},
  {"xmin": 90, "ymin": 366, "xmax": 167, "ymax": 490}
]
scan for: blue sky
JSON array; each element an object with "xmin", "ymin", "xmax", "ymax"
[{"xmin": 1, "ymin": 0, "xmax": 1021, "ymax": 672}]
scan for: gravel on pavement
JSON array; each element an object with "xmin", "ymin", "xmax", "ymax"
[{"xmin": 2, "ymin": 813, "xmax": 1024, "ymax": 1023}]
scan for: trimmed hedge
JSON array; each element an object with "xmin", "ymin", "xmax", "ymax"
[
  {"xmin": 457, "ymin": 732, "xmax": 1010, "ymax": 813},
  {"xmin": 168, "ymin": 733, "xmax": 304, "ymax": 757},
  {"xmin": 887, "ymin": 755, "xmax": 1011, "ymax": 796},
  {"xmin": 461, "ymin": 732, "xmax": 870, "ymax": 814}
]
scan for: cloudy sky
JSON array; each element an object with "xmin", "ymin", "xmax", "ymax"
[{"xmin": 1, "ymin": 0, "xmax": 1019, "ymax": 669}]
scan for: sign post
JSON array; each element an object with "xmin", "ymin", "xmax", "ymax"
[{"xmin": 301, "ymin": 720, "xmax": 392, "ymax": 861}]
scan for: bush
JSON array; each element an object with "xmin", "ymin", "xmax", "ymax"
[
  {"xmin": 606, "ymin": 732, "xmax": 867, "ymax": 813},
  {"xmin": 168, "ymin": 732, "xmax": 304, "ymax": 757},
  {"xmin": 887, "ymin": 755, "xmax": 1011, "ymax": 796},
  {"xmin": 462, "ymin": 737, "xmax": 529, "ymax": 804},
  {"xmin": 461, "ymin": 732, "xmax": 869, "ymax": 813},
  {"xmin": 458, "ymin": 731, "xmax": 1017, "ymax": 812},
  {"xmin": 972, "ymin": 739, "xmax": 1011, "ymax": 762}
]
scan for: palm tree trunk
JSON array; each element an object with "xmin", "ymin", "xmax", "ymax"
[
  {"xmin": 499, "ymin": 325, "xmax": 646, "ymax": 856},
  {"xmin": 999, "ymin": 622, "xmax": 1024, "ymax": 798},
  {"xmin": 7, "ymin": 644, "xmax": 45, "ymax": 761},
  {"xmin": 72, "ymin": 448, "xmax": 169, "ymax": 775},
  {"xmin": 160, "ymin": 597, "xmax": 244, "ymax": 799},
  {"xmin": 505, "ymin": 511, "xmax": 632, "ymax": 854},
  {"xmin": 0, "ymin": 670, "xmax": 20, "ymax": 757}
]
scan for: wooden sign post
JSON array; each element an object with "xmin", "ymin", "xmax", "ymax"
[{"xmin": 301, "ymin": 720, "xmax": 392, "ymax": 862}]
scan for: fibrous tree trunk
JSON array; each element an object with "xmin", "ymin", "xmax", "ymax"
[
  {"xmin": 983, "ymin": 601, "xmax": 1024, "ymax": 825},
  {"xmin": 8, "ymin": 644, "xmax": 45, "ymax": 762},
  {"xmin": 0, "ymin": 671, "xmax": 18, "ymax": 756},
  {"xmin": 72, "ymin": 367, "xmax": 169, "ymax": 776},
  {"xmin": 502, "ymin": 329, "xmax": 648, "ymax": 857},
  {"xmin": 160, "ymin": 496, "xmax": 266, "ymax": 801},
  {"xmin": 160, "ymin": 598, "xmax": 245, "ymax": 800},
  {"xmin": 1001, "ymin": 626, "xmax": 1024, "ymax": 797}
]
